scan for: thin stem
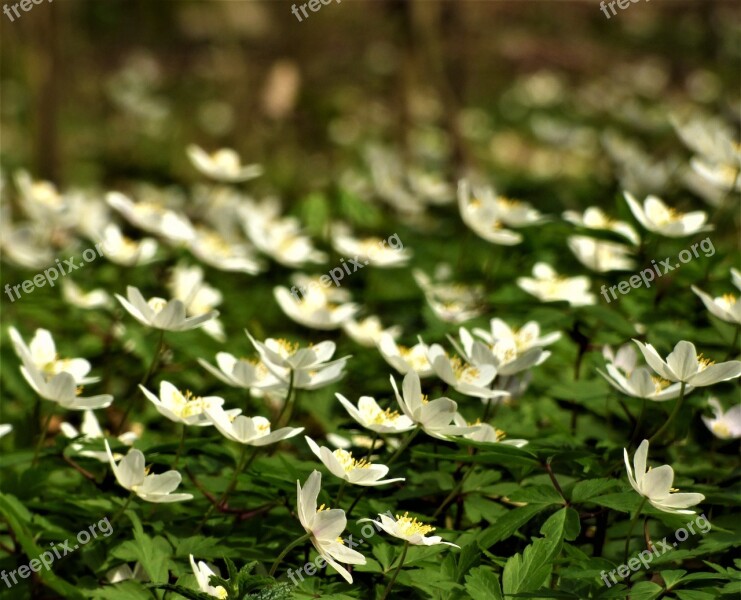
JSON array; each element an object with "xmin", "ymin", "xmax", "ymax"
[
  {"xmin": 363, "ymin": 432, "xmax": 380, "ymax": 462},
  {"xmin": 32, "ymin": 412, "xmax": 53, "ymax": 467},
  {"xmin": 345, "ymin": 487, "xmax": 367, "ymax": 518},
  {"xmin": 544, "ymin": 458, "xmax": 569, "ymax": 506},
  {"xmin": 648, "ymin": 382, "xmax": 686, "ymax": 443},
  {"xmin": 381, "ymin": 541, "xmax": 409, "ymax": 600},
  {"xmin": 173, "ymin": 424, "xmax": 187, "ymax": 469},
  {"xmin": 200, "ymin": 444, "xmax": 253, "ymax": 527},
  {"xmin": 726, "ymin": 324, "xmax": 740, "ymax": 360},
  {"xmin": 118, "ymin": 330, "xmax": 165, "ymax": 434},
  {"xmin": 432, "ymin": 468, "xmax": 473, "ymax": 519},
  {"xmin": 624, "ymin": 497, "xmax": 648, "ymax": 562},
  {"xmin": 269, "ymin": 532, "xmax": 311, "ymax": 577},
  {"xmin": 110, "ymin": 493, "xmax": 134, "ymax": 529},
  {"xmin": 629, "ymin": 398, "xmax": 647, "ymax": 447},
  {"xmin": 385, "ymin": 426, "xmax": 421, "ymax": 468},
  {"xmin": 275, "ymin": 370, "xmax": 295, "ymax": 427},
  {"xmin": 335, "ymin": 480, "xmax": 347, "ymax": 506}
]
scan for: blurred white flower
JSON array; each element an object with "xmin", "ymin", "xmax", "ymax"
[
  {"xmin": 452, "ymin": 415, "xmax": 528, "ymax": 447},
  {"xmin": 457, "ymin": 179, "xmax": 523, "ymax": 245},
  {"xmin": 104, "ymin": 441, "xmax": 193, "ymax": 503},
  {"xmin": 0, "ymin": 424, "xmax": 12, "ymax": 439},
  {"xmin": 413, "ymin": 269, "xmax": 484, "ymax": 323},
  {"xmin": 107, "ymin": 191, "xmax": 195, "ymax": 244},
  {"xmin": 691, "ymin": 273, "xmax": 741, "ymax": 325},
  {"xmin": 187, "ymin": 145, "xmax": 263, "ymax": 183},
  {"xmin": 198, "ymin": 352, "xmax": 285, "ymax": 392},
  {"xmin": 562, "ymin": 207, "xmax": 640, "ymax": 245},
  {"xmin": 330, "ymin": 224, "xmax": 411, "ymax": 268},
  {"xmin": 61, "ymin": 280, "xmax": 112, "ymax": 310},
  {"xmin": 97, "ymin": 224, "xmax": 157, "ymax": 266},
  {"xmin": 377, "ymin": 333, "xmax": 434, "ymax": 378},
  {"xmin": 623, "ymin": 192, "xmax": 711, "ymax": 238},
  {"xmin": 567, "ymin": 235, "xmax": 634, "ymax": 273},
  {"xmin": 624, "ymin": 439, "xmax": 704, "ymax": 514},
  {"xmin": 342, "ymin": 315, "xmax": 401, "ymax": 347},
  {"xmin": 701, "ymin": 398, "xmax": 741, "ymax": 440},
  {"xmin": 115, "ymin": 286, "xmax": 218, "ymax": 332},
  {"xmin": 690, "ymin": 158, "xmax": 740, "ymax": 193},
  {"xmin": 517, "ymin": 262, "xmax": 595, "ymax": 306},
  {"xmin": 455, "ymin": 326, "xmax": 551, "ymax": 376},
  {"xmin": 168, "ymin": 265, "xmax": 225, "ymax": 341},
  {"xmin": 9, "ymin": 327, "xmax": 97, "ymax": 384},
  {"xmin": 273, "ymin": 281, "xmax": 358, "ymax": 331},
  {"xmin": 188, "ymin": 227, "xmax": 262, "ymax": 274},
  {"xmin": 60, "ymin": 410, "xmax": 137, "ymax": 461},
  {"xmin": 426, "ymin": 343, "xmax": 506, "ymax": 400},
  {"xmin": 305, "ymin": 436, "xmax": 404, "ymax": 486}
]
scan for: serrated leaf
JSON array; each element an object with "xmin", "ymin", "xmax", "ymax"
[{"xmin": 465, "ymin": 566, "xmax": 504, "ymax": 600}]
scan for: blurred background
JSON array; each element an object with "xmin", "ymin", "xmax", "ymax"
[{"xmin": 1, "ymin": 0, "xmax": 739, "ymax": 208}]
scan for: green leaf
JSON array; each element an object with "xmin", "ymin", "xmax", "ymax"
[
  {"xmin": 502, "ymin": 535, "xmax": 562, "ymax": 594},
  {"xmin": 569, "ymin": 479, "xmax": 618, "ymax": 503},
  {"xmin": 479, "ymin": 504, "xmax": 550, "ymax": 549},
  {"xmin": 465, "ymin": 566, "xmax": 504, "ymax": 600},
  {"xmin": 508, "ymin": 485, "xmax": 565, "ymax": 505},
  {"xmin": 540, "ymin": 507, "xmax": 581, "ymax": 541}
]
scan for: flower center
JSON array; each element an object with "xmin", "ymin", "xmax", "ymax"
[
  {"xmin": 395, "ymin": 512, "xmax": 435, "ymax": 536},
  {"xmin": 332, "ymin": 449, "xmax": 371, "ymax": 472},
  {"xmin": 147, "ymin": 297, "xmax": 168, "ymax": 314}
]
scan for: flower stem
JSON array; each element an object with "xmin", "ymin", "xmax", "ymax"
[
  {"xmin": 173, "ymin": 424, "xmax": 187, "ymax": 469},
  {"xmin": 726, "ymin": 323, "xmax": 740, "ymax": 360},
  {"xmin": 335, "ymin": 480, "xmax": 347, "ymax": 505},
  {"xmin": 432, "ymin": 468, "xmax": 473, "ymax": 519},
  {"xmin": 109, "ymin": 493, "xmax": 134, "ymax": 529},
  {"xmin": 200, "ymin": 444, "xmax": 256, "ymax": 527},
  {"xmin": 269, "ymin": 532, "xmax": 311, "ymax": 577},
  {"xmin": 629, "ymin": 398, "xmax": 647, "ymax": 447},
  {"xmin": 624, "ymin": 497, "xmax": 648, "ymax": 562},
  {"xmin": 381, "ymin": 541, "xmax": 409, "ymax": 600},
  {"xmin": 32, "ymin": 412, "xmax": 53, "ymax": 467},
  {"xmin": 118, "ymin": 330, "xmax": 165, "ymax": 434},
  {"xmin": 385, "ymin": 426, "xmax": 421, "ymax": 468},
  {"xmin": 276, "ymin": 370, "xmax": 295, "ymax": 427},
  {"xmin": 648, "ymin": 382, "xmax": 685, "ymax": 443}
]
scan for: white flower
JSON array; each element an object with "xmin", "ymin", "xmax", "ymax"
[
  {"xmin": 517, "ymin": 262, "xmax": 595, "ymax": 306},
  {"xmin": 567, "ymin": 235, "xmax": 635, "ymax": 273},
  {"xmin": 61, "ymin": 280, "xmax": 112, "ymax": 310},
  {"xmin": 296, "ymin": 471, "xmax": 366, "ymax": 583},
  {"xmin": 60, "ymin": 410, "xmax": 137, "ymax": 461},
  {"xmin": 598, "ymin": 364, "xmax": 687, "ymax": 402},
  {"xmin": 115, "ymin": 286, "xmax": 218, "ymax": 332},
  {"xmin": 106, "ymin": 191, "xmax": 195, "ymax": 244},
  {"xmin": 240, "ymin": 199, "xmax": 326, "ymax": 268},
  {"xmin": 452, "ymin": 415, "xmax": 528, "ymax": 447},
  {"xmin": 187, "ymin": 227, "xmax": 262, "ymax": 274},
  {"xmin": 106, "ymin": 562, "xmax": 148, "ymax": 583},
  {"xmin": 330, "ymin": 224, "xmax": 411, "ymax": 268},
  {"xmin": 623, "ymin": 192, "xmax": 711, "ymax": 238},
  {"xmin": 426, "ymin": 344, "xmax": 506, "ymax": 400},
  {"xmin": 457, "ymin": 180, "xmax": 523, "ymax": 245},
  {"xmin": 247, "ymin": 334, "xmax": 349, "ymax": 390},
  {"xmin": 139, "ymin": 381, "xmax": 239, "ymax": 426},
  {"xmin": 0, "ymin": 424, "xmax": 12, "ymax": 439},
  {"xmin": 104, "ymin": 441, "xmax": 193, "ymax": 503},
  {"xmin": 187, "ymin": 145, "xmax": 263, "ymax": 182},
  {"xmin": 9, "ymin": 327, "xmax": 97, "ymax": 384},
  {"xmin": 97, "ymin": 224, "xmax": 158, "ymax": 266},
  {"xmin": 691, "ymin": 277, "xmax": 741, "ymax": 325},
  {"xmin": 562, "ymin": 207, "xmax": 640, "ymax": 245},
  {"xmin": 413, "ymin": 268, "xmax": 485, "ymax": 324},
  {"xmin": 457, "ymin": 326, "xmax": 551, "ymax": 376},
  {"xmin": 21, "ymin": 367, "xmax": 113, "ymax": 410},
  {"xmin": 198, "ymin": 352, "xmax": 284, "ymax": 392},
  {"xmin": 305, "ymin": 436, "xmax": 404, "ymax": 486},
  {"xmin": 335, "ymin": 394, "xmax": 415, "ymax": 434},
  {"xmin": 358, "ymin": 512, "xmax": 459, "ymax": 547},
  {"xmin": 205, "ymin": 404, "xmax": 303, "ymax": 446},
  {"xmin": 690, "ymin": 158, "xmax": 741, "ymax": 193},
  {"xmin": 701, "ymin": 398, "xmax": 741, "ymax": 440},
  {"xmin": 390, "ymin": 371, "xmax": 479, "ymax": 440},
  {"xmin": 633, "ymin": 339, "xmax": 741, "ymax": 387},
  {"xmin": 342, "ymin": 316, "xmax": 401, "ymax": 348},
  {"xmin": 189, "ymin": 555, "xmax": 228, "ymax": 599},
  {"xmin": 167, "ymin": 265, "xmax": 224, "ymax": 341},
  {"xmin": 377, "ymin": 333, "xmax": 434, "ymax": 378},
  {"xmin": 624, "ymin": 440, "xmax": 704, "ymax": 514},
  {"xmin": 273, "ymin": 284, "xmax": 358, "ymax": 331}
]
